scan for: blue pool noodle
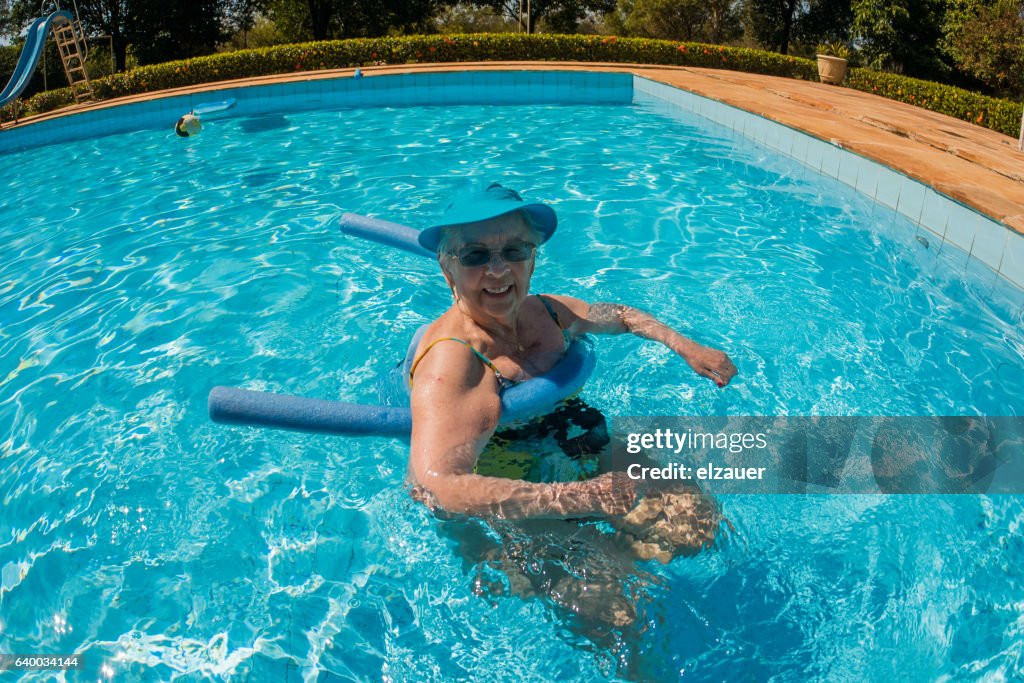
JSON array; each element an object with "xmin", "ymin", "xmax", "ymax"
[
  {"xmin": 209, "ymin": 385, "xmax": 412, "ymax": 437},
  {"xmin": 339, "ymin": 213, "xmax": 433, "ymax": 257},
  {"xmin": 208, "ymin": 212, "xmax": 596, "ymax": 436},
  {"xmin": 208, "ymin": 336, "xmax": 594, "ymax": 436}
]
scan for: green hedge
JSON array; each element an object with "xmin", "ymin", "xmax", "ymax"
[
  {"xmin": 3, "ymin": 33, "xmax": 1020, "ymax": 137},
  {"xmin": 0, "ymin": 34, "xmax": 816, "ymax": 123},
  {"xmin": 845, "ymin": 68, "xmax": 1020, "ymax": 138}
]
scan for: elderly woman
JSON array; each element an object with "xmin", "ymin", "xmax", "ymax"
[{"xmin": 408, "ymin": 183, "xmax": 737, "ymax": 521}]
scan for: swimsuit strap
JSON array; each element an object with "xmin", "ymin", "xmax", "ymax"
[
  {"xmin": 408, "ymin": 337, "xmax": 513, "ymax": 390},
  {"xmin": 409, "ymin": 297, "xmax": 568, "ymax": 390},
  {"xmin": 537, "ymin": 295, "xmax": 571, "ymax": 349}
]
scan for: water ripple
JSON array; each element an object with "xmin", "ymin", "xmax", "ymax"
[{"xmin": 0, "ymin": 100, "xmax": 1021, "ymax": 681}]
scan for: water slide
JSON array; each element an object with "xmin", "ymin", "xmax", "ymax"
[{"xmin": 0, "ymin": 10, "xmax": 73, "ymax": 110}]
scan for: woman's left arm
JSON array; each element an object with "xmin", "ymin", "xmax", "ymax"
[{"xmin": 544, "ymin": 295, "xmax": 738, "ymax": 387}]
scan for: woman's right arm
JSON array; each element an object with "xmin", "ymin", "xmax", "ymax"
[{"xmin": 408, "ymin": 342, "xmax": 635, "ymax": 519}]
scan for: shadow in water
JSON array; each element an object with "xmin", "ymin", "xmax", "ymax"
[
  {"xmin": 239, "ymin": 114, "xmax": 291, "ymax": 134},
  {"xmin": 437, "ymin": 487, "xmax": 725, "ymax": 681},
  {"xmin": 241, "ymin": 170, "xmax": 282, "ymax": 188}
]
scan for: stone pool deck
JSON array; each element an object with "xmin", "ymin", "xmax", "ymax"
[{"xmin": 6, "ymin": 61, "xmax": 1023, "ymax": 233}]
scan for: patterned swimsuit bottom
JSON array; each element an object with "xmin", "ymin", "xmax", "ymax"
[{"xmin": 475, "ymin": 396, "xmax": 610, "ymax": 483}]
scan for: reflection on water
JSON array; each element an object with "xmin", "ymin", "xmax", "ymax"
[{"xmin": 0, "ymin": 97, "xmax": 1021, "ymax": 680}]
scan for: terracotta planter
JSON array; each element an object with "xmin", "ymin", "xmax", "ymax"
[{"xmin": 816, "ymin": 55, "xmax": 848, "ymax": 85}]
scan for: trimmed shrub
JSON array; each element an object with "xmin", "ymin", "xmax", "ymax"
[
  {"xmin": 845, "ymin": 68, "xmax": 1021, "ymax": 137},
  {"xmin": 2, "ymin": 33, "xmax": 1019, "ymax": 137}
]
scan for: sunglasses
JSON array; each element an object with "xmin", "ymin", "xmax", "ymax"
[{"xmin": 449, "ymin": 242, "xmax": 536, "ymax": 268}]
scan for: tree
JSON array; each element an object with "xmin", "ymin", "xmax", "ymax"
[
  {"xmin": 474, "ymin": 0, "xmax": 615, "ymax": 34},
  {"xmin": 851, "ymin": 0, "xmax": 908, "ymax": 69},
  {"xmin": 222, "ymin": 15, "xmax": 290, "ymax": 50},
  {"xmin": 851, "ymin": 0, "xmax": 948, "ymax": 77},
  {"xmin": 741, "ymin": 0, "xmax": 854, "ymax": 56},
  {"xmin": 744, "ymin": 0, "xmax": 800, "ymax": 54},
  {"xmin": 221, "ymin": 0, "xmax": 268, "ymax": 48},
  {"xmin": 606, "ymin": 0, "xmax": 741, "ymax": 43},
  {"xmin": 0, "ymin": 0, "xmax": 134, "ymax": 72},
  {"xmin": 127, "ymin": 0, "xmax": 225, "ymax": 65},
  {"xmin": 268, "ymin": 0, "xmax": 440, "ymax": 42},
  {"xmin": 947, "ymin": 0, "xmax": 1024, "ymax": 96},
  {"xmin": 704, "ymin": 0, "xmax": 744, "ymax": 43},
  {"xmin": 796, "ymin": 0, "xmax": 853, "ymax": 47},
  {"xmin": 0, "ymin": 38, "xmax": 65, "ymax": 97},
  {"xmin": 0, "ymin": 0, "xmax": 226, "ymax": 71},
  {"xmin": 432, "ymin": 3, "xmax": 518, "ymax": 33}
]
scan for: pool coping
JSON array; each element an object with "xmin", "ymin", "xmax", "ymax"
[{"xmin": 3, "ymin": 61, "xmax": 1022, "ymax": 236}]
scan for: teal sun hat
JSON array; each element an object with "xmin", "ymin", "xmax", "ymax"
[{"xmin": 417, "ymin": 182, "xmax": 557, "ymax": 252}]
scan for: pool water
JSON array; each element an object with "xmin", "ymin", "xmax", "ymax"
[{"xmin": 1, "ymin": 97, "xmax": 1022, "ymax": 681}]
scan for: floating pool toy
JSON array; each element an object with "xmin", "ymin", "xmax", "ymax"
[
  {"xmin": 354, "ymin": 69, "xmax": 363, "ymax": 80},
  {"xmin": 175, "ymin": 100, "xmax": 236, "ymax": 137},
  {"xmin": 174, "ymin": 113, "xmax": 202, "ymax": 137},
  {"xmin": 192, "ymin": 99, "xmax": 236, "ymax": 116},
  {"xmin": 208, "ymin": 213, "xmax": 597, "ymax": 437}
]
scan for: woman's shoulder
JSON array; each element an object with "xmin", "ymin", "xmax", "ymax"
[
  {"xmin": 410, "ymin": 310, "xmax": 490, "ymax": 386},
  {"xmin": 535, "ymin": 293, "xmax": 585, "ymax": 308},
  {"xmin": 416, "ymin": 307, "xmax": 471, "ymax": 350},
  {"xmin": 534, "ymin": 294, "xmax": 589, "ymax": 324}
]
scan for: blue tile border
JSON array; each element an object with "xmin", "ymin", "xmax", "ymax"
[
  {"xmin": 632, "ymin": 74, "xmax": 1024, "ymax": 301},
  {"xmin": 0, "ymin": 70, "xmax": 633, "ymax": 155},
  {"xmin": 895, "ymin": 179, "xmax": 927, "ymax": 225}
]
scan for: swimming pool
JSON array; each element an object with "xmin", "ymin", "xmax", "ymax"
[{"xmin": 1, "ymin": 71, "xmax": 1022, "ymax": 680}]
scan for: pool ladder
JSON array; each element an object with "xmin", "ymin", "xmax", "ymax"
[{"xmin": 52, "ymin": 17, "xmax": 93, "ymax": 103}]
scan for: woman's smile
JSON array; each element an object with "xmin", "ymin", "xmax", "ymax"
[{"xmin": 482, "ymin": 284, "xmax": 513, "ymax": 296}]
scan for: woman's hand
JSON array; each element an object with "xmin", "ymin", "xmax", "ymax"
[
  {"xmin": 678, "ymin": 343, "xmax": 737, "ymax": 388},
  {"xmin": 609, "ymin": 488, "xmax": 721, "ymax": 563}
]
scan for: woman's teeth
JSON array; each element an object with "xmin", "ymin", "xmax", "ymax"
[{"xmin": 484, "ymin": 285, "xmax": 511, "ymax": 295}]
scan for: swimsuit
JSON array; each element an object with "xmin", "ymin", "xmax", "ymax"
[
  {"xmin": 479, "ymin": 396, "xmax": 609, "ymax": 482},
  {"xmin": 409, "ymin": 295, "xmax": 609, "ymax": 482},
  {"xmin": 408, "ymin": 295, "xmax": 570, "ymax": 391}
]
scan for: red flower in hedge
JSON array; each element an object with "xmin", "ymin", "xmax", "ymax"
[
  {"xmin": 677, "ymin": 45, "xmax": 687, "ymax": 53},
  {"xmin": 602, "ymin": 36, "xmax": 618, "ymax": 45},
  {"xmin": 429, "ymin": 46, "xmax": 436, "ymax": 52},
  {"xmin": 371, "ymin": 51, "xmax": 377, "ymax": 58}
]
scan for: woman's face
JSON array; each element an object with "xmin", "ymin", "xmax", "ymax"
[{"xmin": 442, "ymin": 212, "xmax": 537, "ymax": 321}]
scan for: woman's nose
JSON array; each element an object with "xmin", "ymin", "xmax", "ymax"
[{"xmin": 484, "ymin": 252, "xmax": 509, "ymax": 274}]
